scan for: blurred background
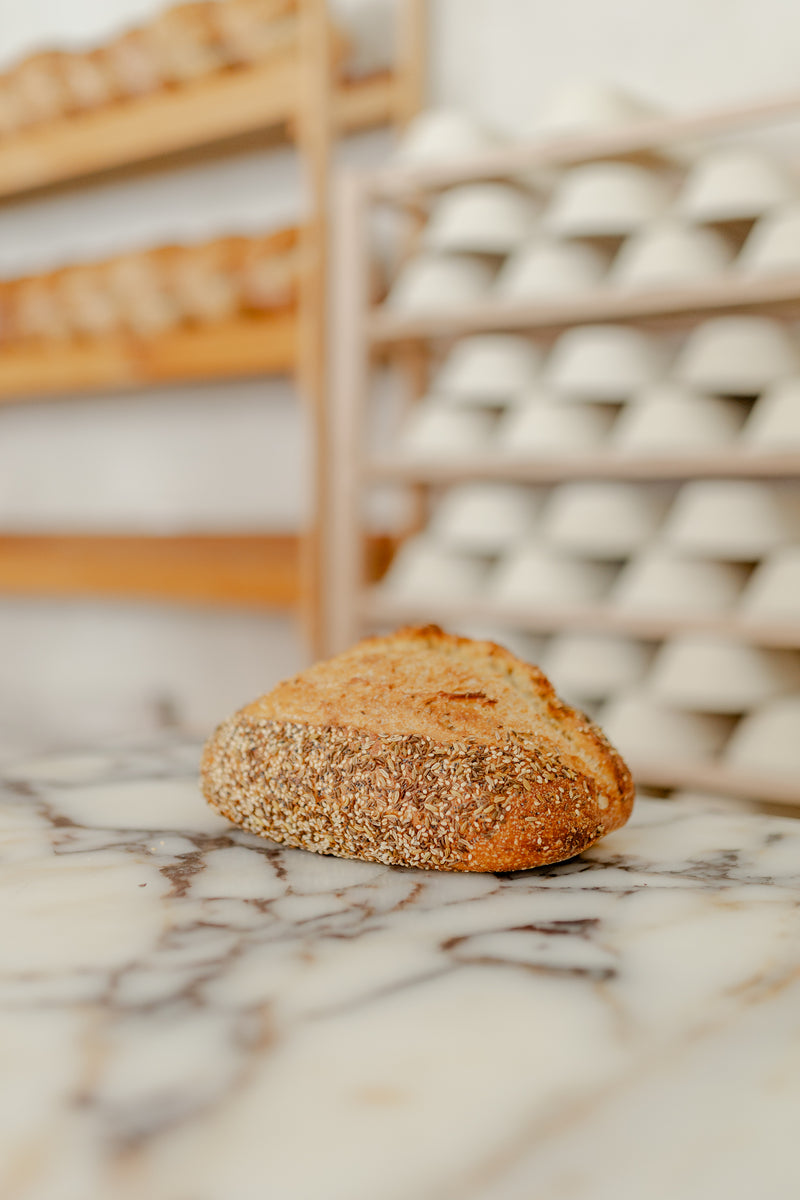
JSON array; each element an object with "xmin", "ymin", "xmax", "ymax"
[{"xmin": 0, "ymin": 0, "xmax": 798, "ymax": 815}]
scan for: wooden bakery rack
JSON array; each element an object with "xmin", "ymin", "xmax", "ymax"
[
  {"xmin": 329, "ymin": 86, "xmax": 800, "ymax": 810},
  {"xmin": 0, "ymin": 0, "xmax": 427, "ymax": 650}
]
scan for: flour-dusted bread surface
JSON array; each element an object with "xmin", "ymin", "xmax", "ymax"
[{"xmin": 201, "ymin": 625, "xmax": 634, "ymax": 871}]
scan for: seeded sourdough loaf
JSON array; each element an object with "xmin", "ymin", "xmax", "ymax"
[{"xmin": 202, "ymin": 625, "xmax": 634, "ymax": 871}]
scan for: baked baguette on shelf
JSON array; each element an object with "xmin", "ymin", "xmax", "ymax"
[
  {"xmin": 8, "ymin": 275, "xmax": 72, "ymax": 341},
  {"xmin": 60, "ymin": 48, "xmax": 119, "ymax": 111},
  {"xmin": 0, "ymin": 225, "xmax": 303, "ymax": 350},
  {"xmin": 106, "ymin": 248, "xmax": 181, "ymax": 337},
  {"xmin": 103, "ymin": 30, "xmax": 163, "ymax": 98},
  {"xmin": 202, "ymin": 625, "xmax": 635, "ymax": 872},
  {"xmin": 57, "ymin": 264, "xmax": 120, "ymax": 337},
  {"xmin": 0, "ymin": 0, "xmax": 340, "ymax": 140},
  {"xmin": 241, "ymin": 237, "xmax": 302, "ymax": 311},
  {"xmin": 145, "ymin": 2, "xmax": 230, "ymax": 83},
  {"xmin": 167, "ymin": 237, "xmax": 246, "ymax": 324},
  {"xmin": 9, "ymin": 51, "xmax": 71, "ymax": 128},
  {"xmin": 213, "ymin": 0, "xmax": 299, "ymax": 65},
  {"xmin": 0, "ymin": 79, "xmax": 23, "ymax": 137},
  {"xmin": 0, "ymin": 228, "xmax": 301, "ymax": 347}
]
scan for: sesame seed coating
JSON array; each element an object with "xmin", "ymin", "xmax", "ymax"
[{"xmin": 204, "ymin": 717, "xmax": 601, "ymax": 870}]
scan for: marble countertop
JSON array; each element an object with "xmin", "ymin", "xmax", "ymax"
[{"xmin": 2, "ymin": 739, "xmax": 799, "ymax": 1200}]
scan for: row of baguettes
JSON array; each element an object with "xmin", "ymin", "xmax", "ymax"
[
  {"xmin": 0, "ymin": 228, "xmax": 301, "ymax": 342},
  {"xmin": 0, "ymin": 0, "xmax": 331, "ymax": 138}
]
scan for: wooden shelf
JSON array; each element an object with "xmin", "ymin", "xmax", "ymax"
[
  {"xmin": 362, "ymin": 591, "xmax": 800, "ymax": 650},
  {"xmin": 0, "ymin": 62, "xmax": 400, "ymax": 201},
  {"xmin": 369, "ymin": 88, "xmax": 800, "ymax": 198},
  {"xmin": 630, "ymin": 758, "xmax": 800, "ymax": 808},
  {"xmin": 368, "ymin": 451, "xmax": 800, "ymax": 485},
  {"xmin": 0, "ymin": 534, "xmax": 301, "ymax": 607},
  {"xmin": 369, "ymin": 274, "xmax": 800, "ymax": 345},
  {"xmin": 0, "ymin": 532, "xmax": 395, "ymax": 608},
  {"xmin": 0, "ymin": 312, "xmax": 297, "ymax": 402}
]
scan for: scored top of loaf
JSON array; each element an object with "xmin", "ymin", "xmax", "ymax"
[{"xmin": 241, "ymin": 624, "xmax": 629, "ymax": 811}]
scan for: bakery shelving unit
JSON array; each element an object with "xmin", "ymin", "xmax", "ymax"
[
  {"xmin": 0, "ymin": 0, "xmax": 426, "ymax": 643},
  {"xmin": 0, "ymin": 56, "xmax": 405, "ymax": 204},
  {"xmin": 329, "ymin": 88, "xmax": 800, "ymax": 811}
]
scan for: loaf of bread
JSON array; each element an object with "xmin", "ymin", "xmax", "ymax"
[{"xmin": 201, "ymin": 626, "xmax": 634, "ymax": 871}]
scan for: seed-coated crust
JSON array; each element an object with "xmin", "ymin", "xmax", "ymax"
[{"xmin": 201, "ymin": 625, "xmax": 635, "ymax": 872}]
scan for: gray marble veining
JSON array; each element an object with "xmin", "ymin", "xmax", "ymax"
[{"xmin": 1, "ymin": 740, "xmax": 799, "ymax": 1200}]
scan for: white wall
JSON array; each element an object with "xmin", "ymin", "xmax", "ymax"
[
  {"xmin": 432, "ymin": 0, "xmax": 800, "ymax": 134},
  {"xmin": 4, "ymin": 0, "xmax": 800, "ymax": 118},
  {"xmin": 1, "ymin": 0, "xmax": 799, "ymax": 754}
]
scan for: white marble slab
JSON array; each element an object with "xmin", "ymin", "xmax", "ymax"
[{"xmin": 1, "ymin": 741, "xmax": 799, "ymax": 1200}]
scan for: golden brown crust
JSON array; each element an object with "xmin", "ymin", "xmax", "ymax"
[{"xmin": 201, "ymin": 626, "xmax": 635, "ymax": 872}]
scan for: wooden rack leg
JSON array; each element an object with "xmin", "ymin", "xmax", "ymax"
[
  {"xmin": 396, "ymin": 0, "xmax": 427, "ymax": 125},
  {"xmin": 301, "ymin": 0, "xmax": 427, "ymax": 656},
  {"xmin": 392, "ymin": 192, "xmax": 431, "ymax": 538},
  {"xmin": 296, "ymin": 0, "xmax": 334, "ymax": 660},
  {"xmin": 328, "ymin": 171, "xmax": 371, "ymax": 653}
]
